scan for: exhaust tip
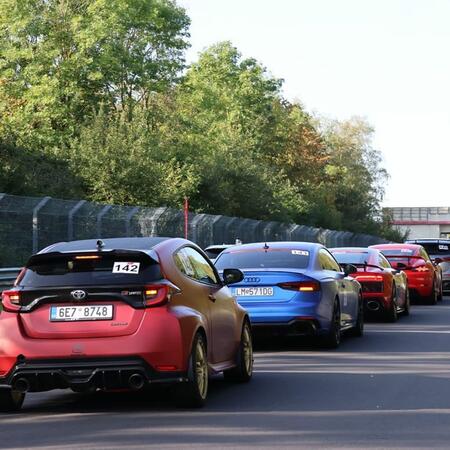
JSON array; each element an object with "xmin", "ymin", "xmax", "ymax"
[
  {"xmin": 13, "ymin": 377, "xmax": 30, "ymax": 393},
  {"xmin": 367, "ymin": 301, "xmax": 381, "ymax": 311},
  {"xmin": 128, "ymin": 373, "xmax": 145, "ymax": 390}
]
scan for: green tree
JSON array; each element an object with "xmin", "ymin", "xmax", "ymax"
[
  {"xmin": 0, "ymin": 0, "xmax": 190, "ymax": 153},
  {"xmin": 72, "ymin": 106, "xmax": 198, "ymax": 207}
]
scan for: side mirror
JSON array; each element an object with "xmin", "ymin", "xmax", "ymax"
[
  {"xmin": 395, "ymin": 262, "xmax": 408, "ymax": 270},
  {"xmin": 222, "ymin": 268, "xmax": 244, "ymax": 285},
  {"xmin": 342, "ymin": 264, "xmax": 358, "ymax": 276}
]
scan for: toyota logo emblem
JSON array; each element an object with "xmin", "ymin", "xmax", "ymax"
[
  {"xmin": 71, "ymin": 290, "xmax": 87, "ymax": 300},
  {"xmin": 244, "ymin": 277, "xmax": 261, "ymax": 283}
]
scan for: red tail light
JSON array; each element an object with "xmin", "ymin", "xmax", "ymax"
[
  {"xmin": 413, "ymin": 266, "xmax": 430, "ymax": 273},
  {"xmin": 355, "ymin": 274, "xmax": 384, "ymax": 282},
  {"xmin": 278, "ymin": 281, "xmax": 321, "ymax": 292},
  {"xmin": 1, "ymin": 290, "xmax": 21, "ymax": 312},
  {"xmin": 143, "ymin": 283, "xmax": 180, "ymax": 307}
]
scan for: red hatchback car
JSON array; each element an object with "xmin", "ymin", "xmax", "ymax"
[
  {"xmin": 370, "ymin": 243, "xmax": 442, "ymax": 304},
  {"xmin": 0, "ymin": 237, "xmax": 253, "ymax": 411},
  {"xmin": 330, "ymin": 247, "xmax": 409, "ymax": 321}
]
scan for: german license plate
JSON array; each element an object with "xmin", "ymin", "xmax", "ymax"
[
  {"xmin": 50, "ymin": 305, "xmax": 113, "ymax": 322},
  {"xmin": 235, "ymin": 287, "xmax": 274, "ymax": 296}
]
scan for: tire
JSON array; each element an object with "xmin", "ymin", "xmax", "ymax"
[
  {"xmin": 385, "ymin": 286, "xmax": 398, "ymax": 322},
  {"xmin": 320, "ymin": 298, "xmax": 341, "ymax": 349},
  {"xmin": 349, "ymin": 293, "xmax": 364, "ymax": 337},
  {"xmin": 175, "ymin": 333, "xmax": 208, "ymax": 408},
  {"xmin": 224, "ymin": 321, "xmax": 253, "ymax": 382},
  {"xmin": 427, "ymin": 279, "xmax": 438, "ymax": 305},
  {"xmin": 0, "ymin": 388, "xmax": 25, "ymax": 412},
  {"xmin": 403, "ymin": 286, "xmax": 410, "ymax": 316}
]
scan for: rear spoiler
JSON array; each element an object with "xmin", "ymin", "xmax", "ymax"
[
  {"xmin": 26, "ymin": 249, "xmax": 160, "ymax": 267},
  {"xmin": 343, "ymin": 262, "xmax": 384, "ymax": 271},
  {"xmin": 383, "ymin": 255, "xmax": 423, "ymax": 260}
]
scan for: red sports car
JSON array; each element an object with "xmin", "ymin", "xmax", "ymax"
[
  {"xmin": 370, "ymin": 243, "xmax": 442, "ymax": 304},
  {"xmin": 0, "ymin": 237, "xmax": 253, "ymax": 411},
  {"xmin": 330, "ymin": 247, "xmax": 409, "ymax": 321}
]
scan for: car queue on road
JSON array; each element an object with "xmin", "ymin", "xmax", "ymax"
[{"xmin": 0, "ymin": 237, "xmax": 444, "ymax": 412}]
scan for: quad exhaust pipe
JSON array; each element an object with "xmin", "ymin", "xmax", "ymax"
[
  {"xmin": 367, "ymin": 301, "xmax": 381, "ymax": 311},
  {"xmin": 13, "ymin": 377, "xmax": 31, "ymax": 393},
  {"xmin": 128, "ymin": 373, "xmax": 145, "ymax": 390}
]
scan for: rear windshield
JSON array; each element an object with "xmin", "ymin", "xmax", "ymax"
[
  {"xmin": 18, "ymin": 252, "xmax": 162, "ymax": 287},
  {"xmin": 332, "ymin": 252, "xmax": 370, "ymax": 265},
  {"xmin": 418, "ymin": 243, "xmax": 450, "ymax": 256},
  {"xmin": 215, "ymin": 249, "xmax": 310, "ymax": 270}
]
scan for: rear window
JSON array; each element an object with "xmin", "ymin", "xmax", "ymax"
[
  {"xmin": 418, "ymin": 243, "xmax": 450, "ymax": 256},
  {"xmin": 18, "ymin": 252, "xmax": 162, "ymax": 287},
  {"xmin": 332, "ymin": 252, "xmax": 370, "ymax": 265},
  {"xmin": 215, "ymin": 249, "xmax": 310, "ymax": 270}
]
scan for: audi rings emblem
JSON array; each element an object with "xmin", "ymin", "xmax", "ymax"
[
  {"xmin": 244, "ymin": 277, "xmax": 261, "ymax": 283},
  {"xmin": 71, "ymin": 290, "xmax": 87, "ymax": 300}
]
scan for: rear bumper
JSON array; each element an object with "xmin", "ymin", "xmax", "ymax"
[
  {"xmin": 443, "ymin": 279, "xmax": 450, "ymax": 292},
  {"xmin": 251, "ymin": 318, "xmax": 320, "ymax": 337},
  {"xmin": 0, "ymin": 357, "xmax": 186, "ymax": 393},
  {"xmin": 405, "ymin": 272, "xmax": 433, "ymax": 298}
]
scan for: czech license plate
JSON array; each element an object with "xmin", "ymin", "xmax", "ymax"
[
  {"xmin": 50, "ymin": 305, "xmax": 114, "ymax": 322},
  {"xmin": 235, "ymin": 287, "xmax": 274, "ymax": 296}
]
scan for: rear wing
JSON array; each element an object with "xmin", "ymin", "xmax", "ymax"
[{"xmin": 26, "ymin": 249, "xmax": 160, "ymax": 267}]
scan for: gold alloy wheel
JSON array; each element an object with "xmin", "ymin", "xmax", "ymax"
[
  {"xmin": 242, "ymin": 324, "xmax": 253, "ymax": 376},
  {"xmin": 195, "ymin": 339, "xmax": 208, "ymax": 400}
]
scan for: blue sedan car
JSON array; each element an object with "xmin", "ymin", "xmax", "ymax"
[{"xmin": 214, "ymin": 242, "xmax": 363, "ymax": 348}]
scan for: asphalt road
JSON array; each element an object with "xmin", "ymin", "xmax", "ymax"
[{"xmin": 4, "ymin": 298, "xmax": 450, "ymax": 450}]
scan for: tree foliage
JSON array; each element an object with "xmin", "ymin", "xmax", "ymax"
[{"xmin": 0, "ymin": 1, "xmax": 400, "ymax": 240}]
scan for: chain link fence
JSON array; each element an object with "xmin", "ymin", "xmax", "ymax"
[{"xmin": 0, "ymin": 193, "xmax": 389, "ymax": 267}]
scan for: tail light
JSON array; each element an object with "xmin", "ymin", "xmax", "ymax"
[
  {"xmin": 1, "ymin": 290, "xmax": 21, "ymax": 312},
  {"xmin": 278, "ymin": 281, "xmax": 321, "ymax": 292},
  {"xmin": 143, "ymin": 283, "xmax": 180, "ymax": 307},
  {"xmin": 413, "ymin": 266, "xmax": 430, "ymax": 272},
  {"xmin": 355, "ymin": 275, "xmax": 384, "ymax": 282}
]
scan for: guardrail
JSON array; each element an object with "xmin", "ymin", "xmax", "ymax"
[{"xmin": 0, "ymin": 267, "xmax": 21, "ymax": 291}]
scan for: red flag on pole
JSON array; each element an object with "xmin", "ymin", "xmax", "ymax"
[{"xmin": 184, "ymin": 197, "xmax": 189, "ymax": 239}]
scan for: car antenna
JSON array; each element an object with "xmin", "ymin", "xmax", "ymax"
[
  {"xmin": 263, "ymin": 242, "xmax": 269, "ymax": 252},
  {"xmin": 96, "ymin": 239, "xmax": 104, "ymax": 251}
]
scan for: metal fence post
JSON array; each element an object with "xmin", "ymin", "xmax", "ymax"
[
  {"xmin": 96, "ymin": 205, "xmax": 113, "ymax": 237},
  {"xmin": 68, "ymin": 200, "xmax": 86, "ymax": 241},
  {"xmin": 125, "ymin": 207, "xmax": 140, "ymax": 236},
  {"xmin": 32, "ymin": 196, "xmax": 51, "ymax": 254}
]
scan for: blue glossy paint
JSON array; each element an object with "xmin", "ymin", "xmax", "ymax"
[{"xmin": 215, "ymin": 242, "xmax": 361, "ymax": 336}]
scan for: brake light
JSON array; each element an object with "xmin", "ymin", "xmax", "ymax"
[
  {"xmin": 278, "ymin": 281, "xmax": 321, "ymax": 292},
  {"xmin": 355, "ymin": 275, "xmax": 384, "ymax": 281},
  {"xmin": 414, "ymin": 266, "xmax": 430, "ymax": 272},
  {"xmin": 74, "ymin": 255, "xmax": 101, "ymax": 260},
  {"xmin": 1, "ymin": 290, "xmax": 21, "ymax": 312}
]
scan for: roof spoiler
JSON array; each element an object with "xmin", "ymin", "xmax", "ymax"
[{"xmin": 26, "ymin": 249, "xmax": 160, "ymax": 267}]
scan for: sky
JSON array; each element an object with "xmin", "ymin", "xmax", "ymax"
[{"xmin": 178, "ymin": 0, "xmax": 450, "ymax": 207}]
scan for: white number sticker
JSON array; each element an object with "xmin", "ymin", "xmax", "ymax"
[
  {"xmin": 439, "ymin": 245, "xmax": 449, "ymax": 250},
  {"xmin": 112, "ymin": 262, "xmax": 140, "ymax": 274},
  {"xmin": 292, "ymin": 250, "xmax": 309, "ymax": 256}
]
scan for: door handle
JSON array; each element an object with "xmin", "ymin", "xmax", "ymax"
[{"xmin": 208, "ymin": 293, "xmax": 216, "ymax": 302}]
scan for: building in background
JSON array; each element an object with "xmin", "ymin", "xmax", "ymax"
[{"xmin": 385, "ymin": 207, "xmax": 450, "ymax": 240}]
